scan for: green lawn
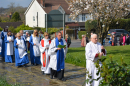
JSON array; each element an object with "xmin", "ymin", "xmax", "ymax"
[{"xmin": 65, "ymin": 45, "xmax": 130, "ymax": 68}]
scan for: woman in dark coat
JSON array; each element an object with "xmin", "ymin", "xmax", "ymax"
[
  {"xmin": 119, "ymin": 33, "xmax": 123, "ymax": 46},
  {"xmin": 125, "ymin": 34, "xmax": 129, "ymax": 45},
  {"xmin": 112, "ymin": 35, "xmax": 117, "ymax": 46}
]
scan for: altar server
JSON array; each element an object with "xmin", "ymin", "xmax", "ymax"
[
  {"xmin": 4, "ymin": 31, "xmax": 14, "ymax": 63},
  {"xmin": 40, "ymin": 32, "xmax": 51, "ymax": 75},
  {"xmin": 29, "ymin": 30, "xmax": 41, "ymax": 66},
  {"xmin": 48, "ymin": 32, "xmax": 67, "ymax": 81},
  {"xmin": 14, "ymin": 33, "xmax": 29, "ymax": 67},
  {"xmin": 85, "ymin": 34, "xmax": 106, "ymax": 86},
  {"xmin": 1, "ymin": 28, "xmax": 8, "ymax": 58}
]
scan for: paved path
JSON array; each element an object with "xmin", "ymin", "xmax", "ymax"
[
  {"xmin": 70, "ymin": 39, "xmax": 112, "ymax": 48},
  {"xmin": 0, "ymin": 58, "xmax": 86, "ymax": 86}
]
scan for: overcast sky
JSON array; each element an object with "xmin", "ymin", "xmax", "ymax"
[{"xmin": 0, "ymin": 0, "xmax": 32, "ymax": 8}]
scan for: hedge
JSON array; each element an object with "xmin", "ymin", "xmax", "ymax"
[
  {"xmin": 0, "ymin": 27, "xmax": 3, "ymax": 31},
  {"xmin": 78, "ymin": 31, "xmax": 86, "ymax": 39}
]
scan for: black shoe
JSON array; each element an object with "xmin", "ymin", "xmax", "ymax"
[
  {"xmin": 50, "ymin": 75, "xmax": 53, "ymax": 79},
  {"xmin": 60, "ymin": 78, "xmax": 66, "ymax": 81},
  {"xmin": 24, "ymin": 64, "xmax": 28, "ymax": 67},
  {"xmin": 31, "ymin": 64, "xmax": 34, "ymax": 66},
  {"xmin": 42, "ymin": 71, "xmax": 44, "ymax": 75},
  {"xmin": 34, "ymin": 64, "xmax": 38, "ymax": 66}
]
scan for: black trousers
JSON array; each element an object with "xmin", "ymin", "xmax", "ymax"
[{"xmin": 50, "ymin": 68, "xmax": 64, "ymax": 80}]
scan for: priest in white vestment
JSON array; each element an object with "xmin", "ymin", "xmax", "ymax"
[
  {"xmin": 48, "ymin": 32, "xmax": 67, "ymax": 81},
  {"xmin": 40, "ymin": 32, "xmax": 51, "ymax": 75},
  {"xmin": 4, "ymin": 31, "xmax": 14, "ymax": 63},
  {"xmin": 85, "ymin": 34, "xmax": 105, "ymax": 86},
  {"xmin": 29, "ymin": 30, "xmax": 41, "ymax": 66},
  {"xmin": 14, "ymin": 33, "xmax": 29, "ymax": 67},
  {"xmin": 1, "ymin": 28, "xmax": 8, "ymax": 58}
]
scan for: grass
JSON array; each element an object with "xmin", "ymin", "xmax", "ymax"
[
  {"xmin": 0, "ymin": 76, "xmax": 20, "ymax": 86},
  {"xmin": 65, "ymin": 45, "xmax": 130, "ymax": 68}
]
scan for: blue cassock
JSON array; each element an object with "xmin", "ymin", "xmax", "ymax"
[
  {"xmin": 4, "ymin": 35, "xmax": 14, "ymax": 63},
  {"xmin": 1, "ymin": 31, "xmax": 7, "ymax": 58},
  {"xmin": 55, "ymin": 38, "xmax": 65, "ymax": 71},
  {"xmin": 29, "ymin": 35, "xmax": 41, "ymax": 65},
  {"xmin": 14, "ymin": 39, "xmax": 29, "ymax": 66}
]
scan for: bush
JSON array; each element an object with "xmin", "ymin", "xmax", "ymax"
[
  {"xmin": 0, "ymin": 27, "xmax": 3, "ymax": 31},
  {"xmin": 15, "ymin": 24, "xmax": 33, "ymax": 33},
  {"xmin": 11, "ymin": 12, "xmax": 21, "ymax": 22},
  {"xmin": 85, "ymin": 20, "xmax": 97, "ymax": 37},
  {"xmin": 0, "ymin": 17, "xmax": 2, "ymax": 22},
  {"xmin": 8, "ymin": 26, "xmax": 16, "ymax": 34},
  {"xmin": 86, "ymin": 57, "xmax": 130, "ymax": 86},
  {"xmin": 78, "ymin": 31, "xmax": 86, "ymax": 39},
  {"xmin": 109, "ymin": 18, "xmax": 130, "ymax": 32}
]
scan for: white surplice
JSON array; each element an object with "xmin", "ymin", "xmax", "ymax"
[
  {"xmin": 32, "ymin": 35, "xmax": 40, "ymax": 57},
  {"xmin": 85, "ymin": 41, "xmax": 102, "ymax": 86},
  {"xmin": 39, "ymin": 38, "xmax": 51, "ymax": 74},
  {"xmin": 7, "ymin": 36, "xmax": 14, "ymax": 55},
  {"xmin": 16, "ymin": 38, "xmax": 27, "ymax": 58},
  {"xmin": 48, "ymin": 38, "xmax": 68, "ymax": 70}
]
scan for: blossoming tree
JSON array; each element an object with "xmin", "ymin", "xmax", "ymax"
[{"xmin": 67, "ymin": 0, "xmax": 130, "ymax": 44}]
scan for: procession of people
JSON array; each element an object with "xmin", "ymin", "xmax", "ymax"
[
  {"xmin": 0, "ymin": 26, "xmax": 109, "ymax": 86},
  {"xmin": 0, "ymin": 28, "xmax": 69, "ymax": 81}
]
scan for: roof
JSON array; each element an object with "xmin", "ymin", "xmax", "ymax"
[
  {"xmin": 65, "ymin": 22, "xmax": 85, "ymax": 27},
  {"xmin": 37, "ymin": 0, "xmax": 88, "ymax": 14},
  {"xmin": 0, "ymin": 22, "xmax": 23, "ymax": 29}
]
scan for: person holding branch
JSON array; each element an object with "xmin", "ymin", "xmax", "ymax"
[{"xmin": 48, "ymin": 32, "xmax": 67, "ymax": 81}]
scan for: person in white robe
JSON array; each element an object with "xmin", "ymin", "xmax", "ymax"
[
  {"xmin": 85, "ymin": 34, "xmax": 106, "ymax": 86},
  {"xmin": 29, "ymin": 29, "xmax": 41, "ymax": 66},
  {"xmin": 14, "ymin": 33, "xmax": 29, "ymax": 67},
  {"xmin": 1, "ymin": 28, "xmax": 8, "ymax": 58},
  {"xmin": 4, "ymin": 31, "xmax": 14, "ymax": 63},
  {"xmin": 39, "ymin": 32, "xmax": 51, "ymax": 75},
  {"xmin": 48, "ymin": 32, "xmax": 67, "ymax": 81}
]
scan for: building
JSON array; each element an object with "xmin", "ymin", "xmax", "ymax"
[{"xmin": 24, "ymin": 0, "xmax": 92, "ymax": 39}]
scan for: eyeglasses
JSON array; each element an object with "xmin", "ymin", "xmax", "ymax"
[
  {"xmin": 18, "ymin": 36, "xmax": 21, "ymax": 37},
  {"xmin": 46, "ymin": 35, "xmax": 49, "ymax": 36}
]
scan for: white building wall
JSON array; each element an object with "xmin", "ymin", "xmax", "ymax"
[
  {"xmin": 65, "ymin": 14, "xmax": 92, "ymax": 22},
  {"xmin": 25, "ymin": 0, "xmax": 46, "ymax": 28}
]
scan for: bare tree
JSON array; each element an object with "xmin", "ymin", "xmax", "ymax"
[
  {"xmin": 8, "ymin": 2, "xmax": 15, "ymax": 13},
  {"xmin": 0, "ymin": 7, "xmax": 4, "ymax": 14}
]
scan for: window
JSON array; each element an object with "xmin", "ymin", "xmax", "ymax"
[
  {"xmin": 33, "ymin": 16, "xmax": 35, "ymax": 21},
  {"xmin": 82, "ymin": 14, "xmax": 85, "ymax": 21},
  {"xmin": 68, "ymin": 16, "xmax": 71, "ymax": 21}
]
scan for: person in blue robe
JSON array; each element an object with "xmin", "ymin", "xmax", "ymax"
[
  {"xmin": 48, "ymin": 32, "xmax": 68, "ymax": 81},
  {"xmin": 4, "ymin": 31, "xmax": 14, "ymax": 63},
  {"xmin": 20, "ymin": 30, "xmax": 26, "ymax": 40},
  {"xmin": 29, "ymin": 30, "xmax": 41, "ymax": 66},
  {"xmin": 1, "ymin": 28, "xmax": 8, "ymax": 59},
  {"xmin": 14, "ymin": 33, "xmax": 29, "ymax": 67}
]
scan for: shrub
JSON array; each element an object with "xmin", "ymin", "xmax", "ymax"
[
  {"xmin": 86, "ymin": 56, "xmax": 130, "ymax": 86},
  {"xmin": 8, "ymin": 26, "xmax": 16, "ymax": 33},
  {"xmin": 0, "ymin": 17, "xmax": 2, "ymax": 22},
  {"xmin": 11, "ymin": 12, "xmax": 21, "ymax": 22},
  {"xmin": 78, "ymin": 31, "xmax": 86, "ymax": 39},
  {"xmin": 0, "ymin": 27, "xmax": 3, "ymax": 31},
  {"xmin": 15, "ymin": 24, "xmax": 33, "ymax": 33}
]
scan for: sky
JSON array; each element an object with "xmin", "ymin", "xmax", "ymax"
[{"xmin": 0, "ymin": 0, "xmax": 32, "ymax": 8}]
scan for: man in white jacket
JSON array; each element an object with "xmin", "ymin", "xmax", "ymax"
[{"xmin": 48, "ymin": 32, "xmax": 67, "ymax": 81}]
